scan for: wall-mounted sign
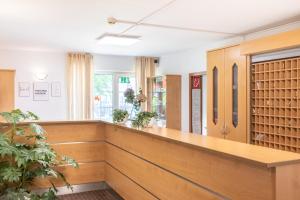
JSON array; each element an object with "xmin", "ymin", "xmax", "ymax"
[
  {"xmin": 191, "ymin": 75, "xmax": 202, "ymax": 134},
  {"xmin": 192, "ymin": 75, "xmax": 201, "ymax": 89},
  {"xmin": 18, "ymin": 82, "xmax": 30, "ymax": 97},
  {"xmin": 120, "ymin": 76, "xmax": 130, "ymax": 83},
  {"xmin": 51, "ymin": 82, "xmax": 61, "ymax": 97},
  {"xmin": 33, "ymin": 82, "xmax": 49, "ymax": 101}
]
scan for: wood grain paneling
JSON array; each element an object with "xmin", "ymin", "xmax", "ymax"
[
  {"xmin": 105, "ymin": 164, "xmax": 158, "ymax": 200},
  {"xmin": 0, "ymin": 69, "xmax": 15, "ymax": 114},
  {"xmin": 105, "ymin": 143, "xmax": 220, "ymax": 200},
  {"xmin": 207, "ymin": 49, "xmax": 225, "ymax": 139},
  {"xmin": 52, "ymin": 142, "xmax": 104, "ymax": 163},
  {"xmin": 224, "ymin": 45, "xmax": 247, "ymax": 143},
  {"xmin": 105, "ymin": 124, "xmax": 274, "ymax": 200},
  {"xmin": 34, "ymin": 162, "xmax": 105, "ymax": 188},
  {"xmin": 276, "ymin": 163, "xmax": 300, "ymax": 200},
  {"xmin": 166, "ymin": 75, "xmax": 181, "ymax": 130},
  {"xmin": 240, "ymin": 28, "xmax": 300, "ymax": 55},
  {"xmin": 9, "ymin": 121, "xmax": 300, "ymax": 200},
  {"xmin": 43, "ymin": 123, "xmax": 105, "ymax": 143}
]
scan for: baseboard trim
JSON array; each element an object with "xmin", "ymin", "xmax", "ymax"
[{"xmin": 34, "ymin": 182, "xmax": 109, "ymax": 196}]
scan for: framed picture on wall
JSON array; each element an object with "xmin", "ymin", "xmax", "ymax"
[
  {"xmin": 51, "ymin": 82, "xmax": 61, "ymax": 97},
  {"xmin": 33, "ymin": 82, "xmax": 49, "ymax": 101},
  {"xmin": 18, "ymin": 82, "xmax": 30, "ymax": 97}
]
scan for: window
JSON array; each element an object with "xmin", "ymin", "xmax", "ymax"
[
  {"xmin": 93, "ymin": 72, "xmax": 135, "ymax": 120},
  {"xmin": 213, "ymin": 67, "xmax": 218, "ymax": 124},
  {"xmin": 232, "ymin": 63, "xmax": 238, "ymax": 127}
]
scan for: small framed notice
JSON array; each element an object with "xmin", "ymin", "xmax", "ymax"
[
  {"xmin": 51, "ymin": 82, "xmax": 61, "ymax": 97},
  {"xmin": 33, "ymin": 82, "xmax": 49, "ymax": 101},
  {"xmin": 18, "ymin": 82, "xmax": 30, "ymax": 97}
]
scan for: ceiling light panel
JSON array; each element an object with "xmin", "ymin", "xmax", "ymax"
[{"xmin": 97, "ymin": 34, "xmax": 141, "ymax": 46}]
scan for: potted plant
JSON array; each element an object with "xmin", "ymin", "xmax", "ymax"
[
  {"xmin": 113, "ymin": 88, "xmax": 157, "ymax": 129},
  {"xmin": 0, "ymin": 109, "xmax": 78, "ymax": 200},
  {"xmin": 131, "ymin": 111, "xmax": 158, "ymax": 129},
  {"xmin": 112, "ymin": 109, "xmax": 129, "ymax": 124}
]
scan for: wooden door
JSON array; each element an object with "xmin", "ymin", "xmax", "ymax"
[
  {"xmin": 207, "ymin": 49, "xmax": 225, "ymax": 138},
  {"xmin": 224, "ymin": 46, "xmax": 247, "ymax": 142},
  {"xmin": 0, "ymin": 69, "xmax": 15, "ymax": 113}
]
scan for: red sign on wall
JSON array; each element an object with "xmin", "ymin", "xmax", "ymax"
[{"xmin": 192, "ymin": 75, "xmax": 201, "ymax": 89}]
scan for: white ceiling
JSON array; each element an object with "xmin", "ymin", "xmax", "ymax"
[{"xmin": 0, "ymin": 0, "xmax": 300, "ymax": 56}]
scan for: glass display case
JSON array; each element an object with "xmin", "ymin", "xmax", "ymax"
[
  {"xmin": 150, "ymin": 76, "xmax": 167, "ymax": 127},
  {"xmin": 147, "ymin": 75, "xmax": 181, "ymax": 130}
]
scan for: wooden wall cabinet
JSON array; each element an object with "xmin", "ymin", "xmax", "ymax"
[
  {"xmin": 147, "ymin": 75, "xmax": 181, "ymax": 130},
  {"xmin": 207, "ymin": 45, "xmax": 247, "ymax": 142},
  {"xmin": 0, "ymin": 69, "xmax": 15, "ymax": 113}
]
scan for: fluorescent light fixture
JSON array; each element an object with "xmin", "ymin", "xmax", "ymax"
[{"xmin": 97, "ymin": 34, "xmax": 140, "ymax": 46}]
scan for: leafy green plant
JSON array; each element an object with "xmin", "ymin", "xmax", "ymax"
[
  {"xmin": 112, "ymin": 109, "xmax": 128, "ymax": 123},
  {"xmin": 124, "ymin": 88, "xmax": 135, "ymax": 104},
  {"xmin": 131, "ymin": 111, "xmax": 157, "ymax": 129},
  {"xmin": 0, "ymin": 109, "xmax": 78, "ymax": 200}
]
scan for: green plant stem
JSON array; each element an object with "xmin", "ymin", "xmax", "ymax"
[{"xmin": 11, "ymin": 123, "xmax": 16, "ymax": 143}]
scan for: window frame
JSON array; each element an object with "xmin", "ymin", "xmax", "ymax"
[{"xmin": 93, "ymin": 70, "xmax": 136, "ymax": 119}]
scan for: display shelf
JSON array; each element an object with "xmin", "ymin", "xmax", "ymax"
[
  {"xmin": 251, "ymin": 57, "xmax": 300, "ymax": 152},
  {"xmin": 147, "ymin": 75, "xmax": 181, "ymax": 130}
]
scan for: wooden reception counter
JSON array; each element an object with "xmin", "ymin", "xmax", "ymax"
[{"xmin": 2, "ymin": 120, "xmax": 300, "ymax": 200}]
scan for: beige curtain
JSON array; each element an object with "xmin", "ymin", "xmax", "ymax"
[
  {"xmin": 67, "ymin": 53, "xmax": 93, "ymax": 120},
  {"xmin": 135, "ymin": 57, "xmax": 156, "ymax": 110}
]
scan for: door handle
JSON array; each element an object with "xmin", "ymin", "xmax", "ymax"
[{"xmin": 221, "ymin": 124, "xmax": 230, "ymax": 136}]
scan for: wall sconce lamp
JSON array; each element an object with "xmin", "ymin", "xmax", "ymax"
[{"xmin": 35, "ymin": 73, "xmax": 48, "ymax": 80}]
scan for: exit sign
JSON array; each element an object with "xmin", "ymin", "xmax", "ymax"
[{"xmin": 120, "ymin": 77, "xmax": 130, "ymax": 83}]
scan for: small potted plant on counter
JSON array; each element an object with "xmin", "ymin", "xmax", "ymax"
[
  {"xmin": 131, "ymin": 111, "xmax": 158, "ymax": 129},
  {"xmin": 0, "ymin": 109, "xmax": 78, "ymax": 200},
  {"xmin": 112, "ymin": 88, "xmax": 157, "ymax": 129},
  {"xmin": 112, "ymin": 109, "xmax": 129, "ymax": 124}
]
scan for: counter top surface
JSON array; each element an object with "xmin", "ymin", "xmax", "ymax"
[{"xmin": 2, "ymin": 119, "xmax": 300, "ymax": 168}]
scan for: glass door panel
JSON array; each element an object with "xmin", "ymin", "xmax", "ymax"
[{"xmin": 94, "ymin": 74, "xmax": 113, "ymax": 120}]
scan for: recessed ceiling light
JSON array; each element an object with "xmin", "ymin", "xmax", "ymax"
[{"xmin": 97, "ymin": 34, "xmax": 140, "ymax": 46}]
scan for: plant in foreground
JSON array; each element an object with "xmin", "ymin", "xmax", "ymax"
[{"xmin": 0, "ymin": 109, "xmax": 78, "ymax": 200}]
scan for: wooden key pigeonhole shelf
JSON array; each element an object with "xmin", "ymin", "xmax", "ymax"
[{"xmin": 251, "ymin": 57, "xmax": 300, "ymax": 152}]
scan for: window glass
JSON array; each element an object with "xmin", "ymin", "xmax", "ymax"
[
  {"xmin": 118, "ymin": 75, "xmax": 136, "ymax": 115},
  {"xmin": 232, "ymin": 63, "xmax": 238, "ymax": 127},
  {"xmin": 213, "ymin": 67, "xmax": 218, "ymax": 124},
  {"xmin": 94, "ymin": 74, "xmax": 113, "ymax": 120},
  {"xmin": 94, "ymin": 72, "xmax": 135, "ymax": 120}
]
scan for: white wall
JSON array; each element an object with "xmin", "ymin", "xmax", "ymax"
[
  {"xmin": 94, "ymin": 54, "xmax": 134, "ymax": 72},
  {"xmin": 0, "ymin": 49, "xmax": 67, "ymax": 120},
  {"xmin": 0, "ymin": 49, "xmax": 134, "ymax": 120},
  {"xmin": 157, "ymin": 48, "xmax": 207, "ymax": 132}
]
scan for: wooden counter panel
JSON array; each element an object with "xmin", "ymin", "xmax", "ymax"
[
  {"xmin": 105, "ymin": 164, "xmax": 158, "ymax": 200},
  {"xmin": 43, "ymin": 123, "xmax": 104, "ymax": 143},
  {"xmin": 105, "ymin": 143, "xmax": 220, "ymax": 200},
  {"xmin": 275, "ymin": 163, "xmax": 300, "ymax": 200},
  {"xmin": 52, "ymin": 142, "xmax": 104, "ymax": 163},
  {"xmin": 34, "ymin": 162, "xmax": 105, "ymax": 188},
  {"xmin": 105, "ymin": 125, "xmax": 274, "ymax": 200}
]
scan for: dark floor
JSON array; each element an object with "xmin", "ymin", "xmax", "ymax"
[{"xmin": 59, "ymin": 189, "xmax": 123, "ymax": 200}]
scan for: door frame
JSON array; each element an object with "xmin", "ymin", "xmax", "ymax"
[{"xmin": 189, "ymin": 72, "xmax": 206, "ymax": 134}]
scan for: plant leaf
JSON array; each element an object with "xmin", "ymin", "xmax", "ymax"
[
  {"xmin": 29, "ymin": 123, "xmax": 45, "ymax": 136},
  {"xmin": 0, "ymin": 166, "xmax": 22, "ymax": 182},
  {"xmin": 15, "ymin": 127, "xmax": 25, "ymax": 136},
  {"xmin": 61, "ymin": 156, "xmax": 79, "ymax": 168}
]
